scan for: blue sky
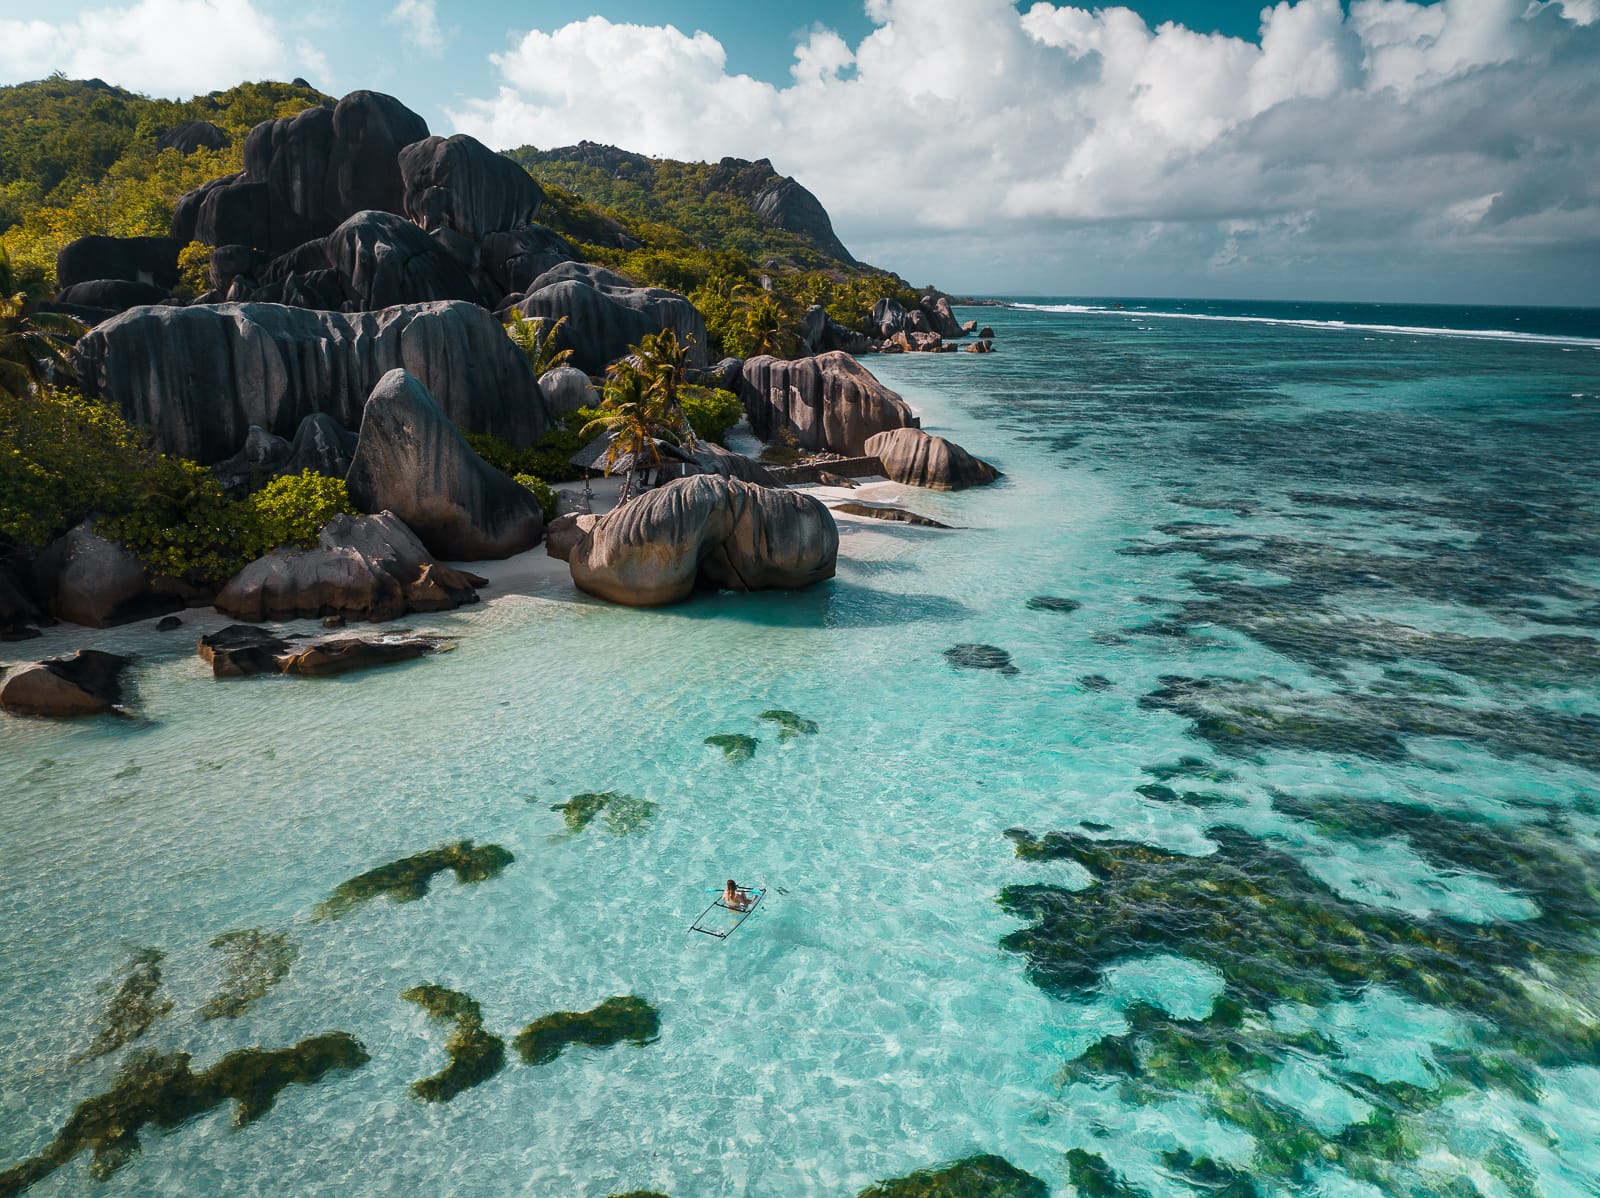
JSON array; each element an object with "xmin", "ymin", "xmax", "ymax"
[{"xmin": 3, "ymin": 0, "xmax": 1598, "ymax": 304}]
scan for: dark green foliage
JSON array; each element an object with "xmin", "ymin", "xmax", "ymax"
[
  {"xmin": 511, "ymin": 472, "xmax": 558, "ymax": 520},
  {"xmin": 1064, "ymin": 1149, "xmax": 1146, "ymax": 1197},
  {"xmin": 467, "ymin": 406, "xmax": 606, "ymax": 485},
  {"xmin": 0, "ymin": 1032, "xmax": 368, "ymax": 1193},
  {"xmin": 705, "ymin": 733, "xmax": 758, "ymax": 762},
  {"xmin": 999, "ymin": 825, "xmax": 1600, "ymax": 1064},
  {"xmin": 401, "ymin": 984, "xmax": 506, "ymax": 1103},
  {"xmin": 200, "ymin": 929, "xmax": 297, "ymax": 1020},
  {"xmin": 856, "ymin": 1153, "xmax": 1048, "ymax": 1198},
  {"xmin": 513, "ymin": 995, "xmax": 660, "ymax": 1066},
  {"xmin": 759, "ymin": 709, "xmax": 819, "ymax": 741},
  {"xmin": 679, "ymin": 385, "xmax": 743, "ymax": 446},
  {"xmin": 76, "ymin": 947, "xmax": 172, "ymax": 1062},
  {"xmin": 316, "ymin": 841, "xmax": 515, "ymax": 919},
  {"xmin": 550, "ymin": 792, "xmax": 658, "ymax": 835}
]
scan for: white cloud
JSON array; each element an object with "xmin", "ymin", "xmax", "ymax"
[
  {"xmin": 388, "ymin": 0, "xmax": 445, "ymax": 57},
  {"xmin": 451, "ymin": 0, "xmax": 1599, "ymax": 299},
  {"xmin": 0, "ymin": 0, "xmax": 328, "ymax": 97}
]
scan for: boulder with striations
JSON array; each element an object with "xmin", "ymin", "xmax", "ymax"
[
  {"xmin": 569, "ymin": 474, "xmax": 837, "ymax": 607},
  {"xmin": 538, "ymin": 365, "xmax": 598, "ymax": 415},
  {"xmin": 171, "ymin": 91, "xmax": 428, "ymax": 256},
  {"xmin": 75, "ymin": 300, "xmax": 551, "ymax": 463},
  {"xmin": 865, "ymin": 427, "xmax": 1000, "ymax": 491},
  {"xmin": 919, "ymin": 295, "xmax": 965, "ymax": 339},
  {"xmin": 505, "ymin": 263, "xmax": 707, "ymax": 375},
  {"xmin": 324, "ymin": 209, "xmax": 480, "ymax": 309},
  {"xmin": 739, "ymin": 352, "xmax": 919, "ymax": 456},
  {"xmin": 346, "ymin": 370, "xmax": 545, "ymax": 560},
  {"xmin": 480, "ymin": 226, "xmax": 574, "ymax": 297},
  {"xmin": 400, "ymin": 134, "xmax": 545, "ymax": 241},
  {"xmin": 216, "ymin": 511, "xmax": 484, "ymax": 623}
]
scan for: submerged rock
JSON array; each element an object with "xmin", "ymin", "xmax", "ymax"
[
  {"xmin": 401, "ymin": 984, "xmax": 505, "ymax": 1102},
  {"xmin": 705, "ymin": 733, "xmax": 759, "ymax": 762},
  {"xmin": 0, "ymin": 1034, "xmax": 368, "ymax": 1191},
  {"xmin": 317, "ymin": 841, "xmax": 514, "ymax": 919},
  {"xmin": 75, "ymin": 948, "xmax": 173, "ymax": 1063},
  {"xmin": 549, "ymin": 791, "xmax": 658, "ymax": 835},
  {"xmin": 739, "ymin": 351, "xmax": 918, "ymax": 457},
  {"xmin": 856, "ymin": 1154, "xmax": 1047, "ymax": 1198},
  {"xmin": 0, "ymin": 650, "xmax": 131, "ymax": 718},
  {"xmin": 569, "ymin": 475, "xmax": 837, "ymax": 608},
  {"xmin": 346, "ymin": 369, "xmax": 545, "ymax": 561},
  {"xmin": 216, "ymin": 511, "xmax": 483, "ymax": 624},
  {"xmin": 1025, "ymin": 595, "xmax": 1080, "ymax": 613},
  {"xmin": 513, "ymin": 996, "xmax": 660, "ymax": 1066},
  {"xmin": 864, "ymin": 428, "xmax": 999, "ymax": 491},
  {"xmin": 759, "ymin": 709, "xmax": 818, "ymax": 741},
  {"xmin": 942, "ymin": 644, "xmax": 1018, "ymax": 676},
  {"xmin": 200, "ymin": 930, "xmax": 298, "ymax": 1021}
]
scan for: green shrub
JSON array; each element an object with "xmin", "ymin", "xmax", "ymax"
[
  {"xmin": 245, "ymin": 471, "xmax": 355, "ymax": 552},
  {"xmin": 466, "ymin": 406, "xmax": 606, "ymax": 485},
  {"xmin": 680, "ymin": 385, "xmax": 743, "ymax": 445},
  {"xmin": 100, "ymin": 456, "xmax": 255, "ymax": 586},
  {"xmin": 512, "ymin": 473, "xmax": 558, "ymax": 520}
]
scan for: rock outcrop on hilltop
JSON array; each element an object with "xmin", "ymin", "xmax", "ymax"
[
  {"xmin": 323, "ymin": 210, "xmax": 482, "ymax": 309},
  {"xmin": 400, "ymin": 134, "xmax": 546, "ymax": 241},
  {"xmin": 155, "ymin": 119, "xmax": 227, "ymax": 155},
  {"xmin": 504, "ymin": 262, "xmax": 708, "ymax": 374},
  {"xmin": 569, "ymin": 475, "xmax": 837, "ymax": 607},
  {"xmin": 739, "ymin": 351, "xmax": 919, "ymax": 456},
  {"xmin": 171, "ymin": 90, "xmax": 425, "ymax": 256},
  {"xmin": 703, "ymin": 156, "xmax": 859, "ymax": 266},
  {"xmin": 346, "ymin": 369, "xmax": 545, "ymax": 560},
  {"xmin": 75, "ymin": 300, "xmax": 551, "ymax": 463},
  {"xmin": 0, "ymin": 649, "xmax": 131, "ymax": 717},
  {"xmin": 865, "ymin": 427, "xmax": 1001, "ymax": 490},
  {"xmin": 216, "ymin": 512, "xmax": 484, "ymax": 623},
  {"xmin": 56, "ymin": 235, "xmax": 181, "ymax": 290}
]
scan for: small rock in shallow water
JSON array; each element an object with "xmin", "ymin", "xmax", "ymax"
[
  {"xmin": 760, "ymin": 709, "xmax": 819, "ymax": 740},
  {"xmin": 1080, "ymin": 674, "xmax": 1113, "ymax": 691},
  {"xmin": 0, "ymin": 649, "xmax": 130, "ymax": 717},
  {"xmin": 1026, "ymin": 595, "xmax": 1081, "ymax": 613},
  {"xmin": 322, "ymin": 614, "xmax": 346, "ymax": 629},
  {"xmin": 857, "ymin": 1153, "xmax": 1046, "ymax": 1198},
  {"xmin": 156, "ymin": 615, "xmax": 183, "ymax": 632},
  {"xmin": 705, "ymin": 733, "xmax": 758, "ymax": 762},
  {"xmin": 943, "ymin": 644, "xmax": 1018, "ymax": 675}
]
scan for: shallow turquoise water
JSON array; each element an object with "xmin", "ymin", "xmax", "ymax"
[{"xmin": 3, "ymin": 304, "xmax": 1599, "ymax": 1196}]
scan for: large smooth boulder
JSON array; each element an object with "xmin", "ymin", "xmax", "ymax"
[
  {"xmin": 870, "ymin": 297, "xmax": 908, "ymax": 339},
  {"xmin": 538, "ymin": 365, "xmax": 597, "ymax": 415},
  {"xmin": 544, "ymin": 512, "xmax": 598, "ymax": 563},
  {"xmin": 739, "ymin": 352, "xmax": 919, "ymax": 456},
  {"xmin": 480, "ymin": 226, "xmax": 574, "ymax": 297},
  {"xmin": 346, "ymin": 370, "xmax": 545, "ymax": 560},
  {"xmin": 920, "ymin": 295, "xmax": 964, "ymax": 339},
  {"xmin": 865, "ymin": 427, "xmax": 1000, "ymax": 490},
  {"xmin": 31, "ymin": 524, "xmax": 182, "ymax": 628},
  {"xmin": 216, "ymin": 511, "xmax": 483, "ymax": 623},
  {"xmin": 156, "ymin": 120, "xmax": 228, "ymax": 155},
  {"xmin": 506, "ymin": 265, "xmax": 707, "ymax": 374},
  {"xmin": 171, "ymin": 91, "xmax": 428, "ymax": 256},
  {"xmin": 569, "ymin": 475, "xmax": 837, "ymax": 607},
  {"xmin": 282, "ymin": 413, "xmax": 358, "ymax": 479},
  {"xmin": 400, "ymin": 134, "xmax": 544, "ymax": 240},
  {"xmin": 325, "ymin": 209, "xmax": 479, "ymax": 309},
  {"xmin": 76, "ymin": 300, "xmax": 551, "ymax": 463},
  {"xmin": 56, "ymin": 235, "xmax": 182, "ymax": 290},
  {"xmin": 0, "ymin": 650, "xmax": 130, "ymax": 717}
]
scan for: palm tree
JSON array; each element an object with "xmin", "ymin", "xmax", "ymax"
[
  {"xmin": 0, "ymin": 245, "xmax": 84, "ymax": 399},
  {"xmin": 580, "ymin": 329, "xmax": 697, "ymax": 504},
  {"xmin": 738, "ymin": 291, "xmax": 799, "ymax": 359},
  {"xmin": 504, "ymin": 308, "xmax": 573, "ymax": 375}
]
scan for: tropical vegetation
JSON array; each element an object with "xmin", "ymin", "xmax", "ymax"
[
  {"xmin": 581, "ymin": 330, "xmax": 697, "ymax": 503},
  {"xmin": 505, "ymin": 310, "xmax": 573, "ymax": 376}
]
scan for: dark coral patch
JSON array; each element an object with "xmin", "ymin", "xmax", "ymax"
[
  {"xmin": 705, "ymin": 733, "xmax": 759, "ymax": 762},
  {"xmin": 0, "ymin": 1033, "xmax": 368, "ymax": 1193},
  {"xmin": 551, "ymin": 792, "xmax": 658, "ymax": 835},
  {"xmin": 943, "ymin": 644, "xmax": 1019, "ymax": 675},
  {"xmin": 402, "ymin": 984, "xmax": 505, "ymax": 1103},
  {"xmin": 201, "ymin": 930, "xmax": 298, "ymax": 1020},
  {"xmin": 317, "ymin": 841, "xmax": 514, "ymax": 919},
  {"xmin": 759, "ymin": 709, "xmax": 819, "ymax": 740},
  {"xmin": 1025, "ymin": 595, "xmax": 1081, "ymax": 613},
  {"xmin": 76, "ymin": 948, "xmax": 172, "ymax": 1062},
  {"xmin": 514, "ymin": 996, "xmax": 660, "ymax": 1067},
  {"xmin": 857, "ymin": 1153, "xmax": 1046, "ymax": 1198}
]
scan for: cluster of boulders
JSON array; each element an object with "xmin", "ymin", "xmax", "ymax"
[{"xmin": 866, "ymin": 296, "xmax": 995, "ymax": 354}]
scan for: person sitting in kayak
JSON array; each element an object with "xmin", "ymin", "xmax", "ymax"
[{"xmin": 723, "ymin": 879, "xmax": 754, "ymax": 911}]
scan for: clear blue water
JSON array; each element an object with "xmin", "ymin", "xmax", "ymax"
[{"xmin": 2, "ymin": 301, "xmax": 1599, "ymax": 1196}]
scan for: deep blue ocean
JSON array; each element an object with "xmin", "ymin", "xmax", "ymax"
[{"xmin": 2, "ymin": 298, "xmax": 1598, "ymax": 1196}]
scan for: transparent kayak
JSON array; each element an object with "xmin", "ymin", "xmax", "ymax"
[{"xmin": 690, "ymin": 887, "xmax": 764, "ymax": 940}]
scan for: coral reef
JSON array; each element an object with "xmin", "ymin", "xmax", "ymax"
[
  {"xmin": 200, "ymin": 930, "xmax": 298, "ymax": 1020},
  {"xmin": 401, "ymin": 984, "xmax": 506, "ymax": 1102},
  {"xmin": 856, "ymin": 1153, "xmax": 1047, "ymax": 1198},
  {"xmin": 75, "ymin": 948, "xmax": 172, "ymax": 1062},
  {"xmin": 317, "ymin": 841, "xmax": 514, "ymax": 918},
  {"xmin": 514, "ymin": 996, "xmax": 660, "ymax": 1066},
  {"xmin": 705, "ymin": 733, "xmax": 759, "ymax": 762}
]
